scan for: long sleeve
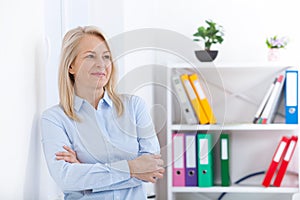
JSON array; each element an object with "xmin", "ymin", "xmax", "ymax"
[
  {"xmin": 134, "ymin": 97, "xmax": 161, "ymax": 155},
  {"xmin": 41, "ymin": 94, "xmax": 158, "ymax": 199},
  {"xmin": 41, "ymin": 116, "xmax": 139, "ymax": 192}
]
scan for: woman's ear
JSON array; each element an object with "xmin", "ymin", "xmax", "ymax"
[{"xmin": 69, "ymin": 65, "xmax": 75, "ymax": 74}]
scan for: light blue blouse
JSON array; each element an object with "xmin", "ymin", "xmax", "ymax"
[{"xmin": 41, "ymin": 92, "xmax": 160, "ymax": 200}]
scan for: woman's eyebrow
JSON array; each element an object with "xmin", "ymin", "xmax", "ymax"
[
  {"xmin": 83, "ymin": 50, "xmax": 110, "ymax": 54},
  {"xmin": 83, "ymin": 50, "xmax": 96, "ymax": 54}
]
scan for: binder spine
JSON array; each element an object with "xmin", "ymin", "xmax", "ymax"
[
  {"xmin": 220, "ymin": 134, "xmax": 230, "ymax": 186},
  {"xmin": 185, "ymin": 133, "xmax": 198, "ymax": 186},
  {"xmin": 262, "ymin": 136, "xmax": 289, "ymax": 187},
  {"xmin": 172, "ymin": 133, "xmax": 185, "ymax": 186},
  {"xmin": 197, "ymin": 133, "xmax": 214, "ymax": 187},
  {"xmin": 285, "ymin": 70, "xmax": 298, "ymax": 124},
  {"xmin": 172, "ymin": 76, "xmax": 198, "ymax": 124},
  {"xmin": 273, "ymin": 136, "xmax": 298, "ymax": 187}
]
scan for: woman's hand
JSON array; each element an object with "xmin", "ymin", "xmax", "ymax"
[
  {"xmin": 55, "ymin": 145, "xmax": 81, "ymax": 164},
  {"xmin": 128, "ymin": 154, "xmax": 165, "ymax": 183}
]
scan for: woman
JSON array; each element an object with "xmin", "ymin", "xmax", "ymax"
[{"xmin": 41, "ymin": 26, "xmax": 164, "ymax": 200}]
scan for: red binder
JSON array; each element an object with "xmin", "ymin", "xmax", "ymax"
[
  {"xmin": 273, "ymin": 136, "xmax": 298, "ymax": 187},
  {"xmin": 262, "ymin": 136, "xmax": 290, "ymax": 187}
]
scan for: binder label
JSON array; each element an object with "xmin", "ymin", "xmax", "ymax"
[
  {"xmin": 186, "ymin": 136, "xmax": 196, "ymax": 168},
  {"xmin": 199, "ymin": 139, "xmax": 208, "ymax": 164},
  {"xmin": 284, "ymin": 140, "xmax": 296, "ymax": 161},
  {"xmin": 174, "ymin": 79, "xmax": 188, "ymax": 103},
  {"xmin": 184, "ymin": 80, "xmax": 196, "ymax": 99},
  {"xmin": 194, "ymin": 80, "xmax": 206, "ymax": 100},
  {"xmin": 286, "ymin": 73, "xmax": 297, "ymax": 107},
  {"xmin": 221, "ymin": 139, "xmax": 228, "ymax": 160},
  {"xmin": 274, "ymin": 141, "xmax": 287, "ymax": 162},
  {"xmin": 174, "ymin": 136, "xmax": 184, "ymax": 168}
]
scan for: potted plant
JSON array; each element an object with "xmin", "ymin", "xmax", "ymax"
[
  {"xmin": 266, "ymin": 35, "xmax": 288, "ymax": 61},
  {"xmin": 193, "ymin": 20, "xmax": 224, "ymax": 62}
]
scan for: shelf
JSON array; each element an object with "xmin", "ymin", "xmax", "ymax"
[
  {"xmin": 171, "ymin": 124, "xmax": 299, "ymax": 131},
  {"xmin": 168, "ymin": 62, "xmax": 297, "ymax": 69},
  {"xmin": 164, "ymin": 64, "xmax": 300, "ymax": 200},
  {"xmin": 172, "ymin": 186, "xmax": 299, "ymax": 194}
]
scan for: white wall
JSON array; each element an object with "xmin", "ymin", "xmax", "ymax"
[
  {"xmin": 0, "ymin": 0, "xmax": 45, "ymax": 199},
  {"xmin": 123, "ymin": 0, "xmax": 300, "ymax": 64}
]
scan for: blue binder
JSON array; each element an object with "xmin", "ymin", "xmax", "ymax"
[{"xmin": 285, "ymin": 69, "xmax": 298, "ymax": 124}]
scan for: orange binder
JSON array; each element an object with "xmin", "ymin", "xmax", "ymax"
[
  {"xmin": 273, "ymin": 136, "xmax": 298, "ymax": 187},
  {"xmin": 189, "ymin": 73, "xmax": 216, "ymax": 124},
  {"xmin": 180, "ymin": 74, "xmax": 209, "ymax": 124},
  {"xmin": 262, "ymin": 136, "xmax": 290, "ymax": 187}
]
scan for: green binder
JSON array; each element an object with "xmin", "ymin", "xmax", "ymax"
[
  {"xmin": 220, "ymin": 133, "xmax": 230, "ymax": 186},
  {"xmin": 197, "ymin": 133, "xmax": 214, "ymax": 187}
]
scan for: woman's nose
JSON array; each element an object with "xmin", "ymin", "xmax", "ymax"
[{"xmin": 95, "ymin": 58, "xmax": 107, "ymax": 69}]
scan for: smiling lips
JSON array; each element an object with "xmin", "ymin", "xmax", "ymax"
[{"xmin": 91, "ymin": 72, "xmax": 106, "ymax": 77}]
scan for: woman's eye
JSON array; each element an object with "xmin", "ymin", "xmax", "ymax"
[
  {"xmin": 86, "ymin": 54, "xmax": 95, "ymax": 58},
  {"xmin": 103, "ymin": 55, "xmax": 111, "ymax": 60}
]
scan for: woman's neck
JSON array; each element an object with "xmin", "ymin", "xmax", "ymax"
[{"xmin": 75, "ymin": 86, "xmax": 104, "ymax": 109}]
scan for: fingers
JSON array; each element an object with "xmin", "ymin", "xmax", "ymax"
[
  {"xmin": 157, "ymin": 167, "xmax": 165, "ymax": 174},
  {"xmin": 156, "ymin": 158, "xmax": 164, "ymax": 167},
  {"xmin": 149, "ymin": 176, "xmax": 157, "ymax": 183},
  {"xmin": 153, "ymin": 171, "xmax": 164, "ymax": 179},
  {"xmin": 152, "ymin": 154, "xmax": 161, "ymax": 159},
  {"xmin": 55, "ymin": 151, "xmax": 72, "ymax": 156},
  {"xmin": 148, "ymin": 169, "xmax": 165, "ymax": 183},
  {"xmin": 56, "ymin": 155, "xmax": 73, "ymax": 163},
  {"xmin": 63, "ymin": 145, "xmax": 76, "ymax": 154},
  {"xmin": 151, "ymin": 154, "xmax": 164, "ymax": 167},
  {"xmin": 55, "ymin": 145, "xmax": 80, "ymax": 163}
]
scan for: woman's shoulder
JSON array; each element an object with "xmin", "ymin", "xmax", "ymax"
[
  {"xmin": 120, "ymin": 94, "xmax": 145, "ymax": 105},
  {"xmin": 41, "ymin": 104, "xmax": 66, "ymax": 121}
]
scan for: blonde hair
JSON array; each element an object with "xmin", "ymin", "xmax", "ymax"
[{"xmin": 58, "ymin": 26, "xmax": 124, "ymax": 121}]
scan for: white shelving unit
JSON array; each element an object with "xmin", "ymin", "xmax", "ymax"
[{"xmin": 165, "ymin": 62, "xmax": 300, "ymax": 200}]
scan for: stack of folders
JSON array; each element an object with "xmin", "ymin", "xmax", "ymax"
[
  {"xmin": 253, "ymin": 69, "xmax": 298, "ymax": 124},
  {"xmin": 262, "ymin": 135, "xmax": 298, "ymax": 187},
  {"xmin": 172, "ymin": 73, "xmax": 216, "ymax": 125},
  {"xmin": 172, "ymin": 133, "xmax": 230, "ymax": 187}
]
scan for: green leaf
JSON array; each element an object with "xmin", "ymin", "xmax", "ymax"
[{"xmin": 193, "ymin": 20, "xmax": 224, "ymax": 48}]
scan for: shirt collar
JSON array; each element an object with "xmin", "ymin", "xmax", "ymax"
[
  {"xmin": 101, "ymin": 91, "xmax": 113, "ymax": 107},
  {"xmin": 74, "ymin": 91, "xmax": 113, "ymax": 112}
]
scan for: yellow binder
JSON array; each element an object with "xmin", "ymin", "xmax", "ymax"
[
  {"xmin": 180, "ymin": 74, "xmax": 209, "ymax": 124},
  {"xmin": 189, "ymin": 73, "xmax": 216, "ymax": 124}
]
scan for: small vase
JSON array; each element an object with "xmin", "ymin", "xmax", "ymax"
[
  {"xmin": 195, "ymin": 50, "xmax": 218, "ymax": 62},
  {"xmin": 268, "ymin": 48, "xmax": 280, "ymax": 61}
]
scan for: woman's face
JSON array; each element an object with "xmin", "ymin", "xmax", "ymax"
[{"xmin": 69, "ymin": 34, "xmax": 112, "ymax": 91}]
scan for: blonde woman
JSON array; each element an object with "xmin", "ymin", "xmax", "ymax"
[{"xmin": 41, "ymin": 26, "xmax": 164, "ymax": 200}]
